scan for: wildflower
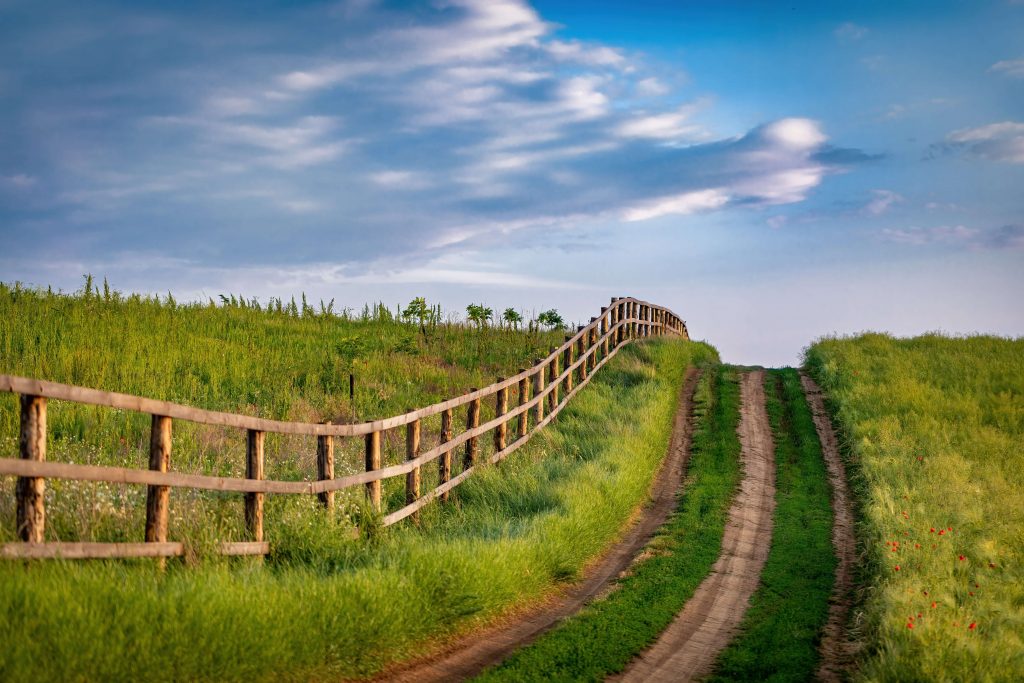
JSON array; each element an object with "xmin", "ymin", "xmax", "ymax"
[
  {"xmin": 959, "ymin": 555, "xmax": 965, "ymax": 561},
  {"xmin": 969, "ymin": 622, "xmax": 977, "ymax": 630},
  {"xmin": 915, "ymin": 543, "xmax": 921, "ymax": 549},
  {"xmin": 938, "ymin": 530, "xmax": 945, "ymax": 536},
  {"xmin": 894, "ymin": 565, "xmax": 901, "ymax": 571},
  {"xmin": 930, "ymin": 527, "xmax": 936, "ymax": 533},
  {"xmin": 989, "ymin": 562, "xmax": 996, "ymax": 569},
  {"xmin": 969, "ymin": 591, "xmax": 974, "ymax": 596},
  {"xmin": 931, "ymin": 602, "xmax": 937, "ymax": 608},
  {"xmin": 907, "ymin": 622, "xmax": 914, "ymax": 629}
]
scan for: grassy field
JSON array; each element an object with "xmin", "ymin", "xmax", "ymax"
[
  {"xmin": 475, "ymin": 365, "xmax": 742, "ymax": 682},
  {"xmin": 0, "ymin": 281, "xmax": 567, "ymax": 542},
  {"xmin": 706, "ymin": 368, "xmax": 835, "ymax": 681},
  {"xmin": 805, "ymin": 333, "xmax": 1024, "ymax": 681},
  {"xmin": 0, "ymin": 280, "xmax": 720, "ymax": 680}
]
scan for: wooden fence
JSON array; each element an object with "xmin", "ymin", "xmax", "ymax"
[{"xmin": 0, "ymin": 297, "xmax": 687, "ymax": 560}]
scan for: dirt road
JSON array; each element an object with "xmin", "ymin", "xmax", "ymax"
[
  {"xmin": 377, "ymin": 368, "xmax": 702, "ymax": 683},
  {"xmin": 615, "ymin": 369, "xmax": 776, "ymax": 683}
]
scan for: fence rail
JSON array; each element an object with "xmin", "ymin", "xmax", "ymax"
[{"xmin": 0, "ymin": 297, "xmax": 687, "ymax": 560}]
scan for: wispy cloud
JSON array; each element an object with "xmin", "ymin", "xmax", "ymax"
[
  {"xmin": 835, "ymin": 22, "xmax": 868, "ymax": 42},
  {"xmin": 990, "ymin": 58, "xmax": 1024, "ymax": 78},
  {"xmin": 938, "ymin": 121, "xmax": 1024, "ymax": 163},
  {"xmin": 880, "ymin": 224, "xmax": 1024, "ymax": 249},
  {"xmin": 864, "ymin": 189, "xmax": 903, "ymax": 216}
]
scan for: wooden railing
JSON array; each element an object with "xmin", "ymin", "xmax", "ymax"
[{"xmin": 0, "ymin": 297, "xmax": 687, "ymax": 560}]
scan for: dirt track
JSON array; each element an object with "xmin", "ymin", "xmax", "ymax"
[
  {"xmin": 801, "ymin": 372, "xmax": 857, "ymax": 681},
  {"xmin": 376, "ymin": 368, "xmax": 702, "ymax": 683},
  {"xmin": 615, "ymin": 369, "xmax": 776, "ymax": 683}
]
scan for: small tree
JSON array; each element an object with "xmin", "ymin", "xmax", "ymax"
[
  {"xmin": 403, "ymin": 296, "xmax": 430, "ymax": 336},
  {"xmin": 537, "ymin": 308, "xmax": 565, "ymax": 330},
  {"xmin": 502, "ymin": 307, "xmax": 523, "ymax": 330},
  {"xmin": 466, "ymin": 303, "xmax": 493, "ymax": 330}
]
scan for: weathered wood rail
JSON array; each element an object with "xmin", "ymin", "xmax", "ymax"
[{"xmin": 0, "ymin": 297, "xmax": 687, "ymax": 560}]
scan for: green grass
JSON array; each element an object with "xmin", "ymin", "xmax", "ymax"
[
  {"xmin": 706, "ymin": 368, "xmax": 835, "ymax": 682},
  {"xmin": 805, "ymin": 333, "xmax": 1024, "ymax": 681},
  {"xmin": 0, "ymin": 281, "xmax": 567, "ymax": 542},
  {"xmin": 474, "ymin": 365, "xmax": 742, "ymax": 682},
  {"xmin": 0, "ymin": 334, "xmax": 720, "ymax": 681}
]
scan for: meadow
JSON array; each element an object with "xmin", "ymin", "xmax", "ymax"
[
  {"xmin": 805, "ymin": 333, "xmax": 1024, "ymax": 681},
  {"xmin": 0, "ymin": 280, "xmax": 719, "ymax": 680}
]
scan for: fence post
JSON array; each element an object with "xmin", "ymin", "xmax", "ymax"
[
  {"xmin": 144, "ymin": 415, "xmax": 171, "ymax": 561},
  {"xmin": 548, "ymin": 347, "xmax": 559, "ymax": 412},
  {"xmin": 439, "ymin": 408, "xmax": 453, "ymax": 503},
  {"xmin": 406, "ymin": 410, "xmax": 421, "ymax": 524},
  {"xmin": 16, "ymin": 395, "xmax": 46, "ymax": 543},
  {"xmin": 588, "ymin": 318, "xmax": 598, "ymax": 373},
  {"xmin": 365, "ymin": 430, "xmax": 381, "ymax": 513},
  {"xmin": 317, "ymin": 428, "xmax": 334, "ymax": 514},
  {"xmin": 465, "ymin": 390, "xmax": 481, "ymax": 470},
  {"xmin": 564, "ymin": 335, "xmax": 575, "ymax": 394},
  {"xmin": 245, "ymin": 429, "xmax": 264, "ymax": 546},
  {"xmin": 494, "ymin": 380, "xmax": 508, "ymax": 454},
  {"xmin": 618, "ymin": 299, "xmax": 626, "ymax": 344},
  {"xmin": 517, "ymin": 371, "xmax": 529, "ymax": 439},
  {"xmin": 576, "ymin": 327, "xmax": 587, "ymax": 382},
  {"xmin": 532, "ymin": 359, "xmax": 545, "ymax": 427},
  {"xmin": 600, "ymin": 307, "xmax": 609, "ymax": 358}
]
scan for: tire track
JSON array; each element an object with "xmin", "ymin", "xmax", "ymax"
[
  {"xmin": 375, "ymin": 368, "xmax": 702, "ymax": 683},
  {"xmin": 800, "ymin": 372, "xmax": 857, "ymax": 682},
  {"xmin": 615, "ymin": 369, "xmax": 775, "ymax": 683}
]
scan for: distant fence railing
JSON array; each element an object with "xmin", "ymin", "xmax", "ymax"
[{"xmin": 0, "ymin": 297, "xmax": 687, "ymax": 560}]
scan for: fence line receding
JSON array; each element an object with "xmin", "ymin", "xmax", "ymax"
[{"xmin": 0, "ymin": 297, "xmax": 688, "ymax": 560}]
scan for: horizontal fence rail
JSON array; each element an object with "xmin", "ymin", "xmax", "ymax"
[{"xmin": 0, "ymin": 297, "xmax": 687, "ymax": 560}]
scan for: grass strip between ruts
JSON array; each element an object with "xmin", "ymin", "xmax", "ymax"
[
  {"xmin": 474, "ymin": 365, "xmax": 742, "ymax": 682},
  {"xmin": 705, "ymin": 368, "xmax": 836, "ymax": 682}
]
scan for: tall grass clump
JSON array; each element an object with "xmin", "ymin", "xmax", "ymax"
[
  {"xmin": 0, "ymin": 337, "xmax": 719, "ymax": 681},
  {"xmin": 805, "ymin": 333, "xmax": 1024, "ymax": 680}
]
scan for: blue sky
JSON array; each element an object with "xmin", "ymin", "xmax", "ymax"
[{"xmin": 1, "ymin": 0, "xmax": 1022, "ymax": 365}]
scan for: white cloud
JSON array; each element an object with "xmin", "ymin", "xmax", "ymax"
[
  {"xmin": 623, "ymin": 188, "xmax": 730, "ymax": 222},
  {"xmin": 990, "ymin": 58, "xmax": 1024, "ymax": 78},
  {"xmin": 880, "ymin": 224, "xmax": 1024, "ymax": 250},
  {"xmin": 945, "ymin": 121, "xmax": 1024, "ymax": 163},
  {"xmin": 369, "ymin": 170, "xmax": 432, "ymax": 190},
  {"xmin": 636, "ymin": 77, "xmax": 669, "ymax": 97},
  {"xmin": 835, "ymin": 22, "xmax": 868, "ymax": 42},
  {"xmin": 760, "ymin": 118, "xmax": 827, "ymax": 150},
  {"xmin": 616, "ymin": 103, "xmax": 708, "ymax": 141},
  {"xmin": 864, "ymin": 189, "xmax": 903, "ymax": 216},
  {"xmin": 545, "ymin": 39, "xmax": 626, "ymax": 67}
]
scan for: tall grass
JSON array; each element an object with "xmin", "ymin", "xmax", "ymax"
[
  {"xmin": 0, "ymin": 314, "xmax": 719, "ymax": 681},
  {"xmin": 0, "ymin": 281, "xmax": 566, "ymax": 543},
  {"xmin": 805, "ymin": 333, "xmax": 1024, "ymax": 681}
]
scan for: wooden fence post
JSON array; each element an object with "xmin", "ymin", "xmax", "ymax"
[
  {"xmin": 145, "ymin": 415, "xmax": 171, "ymax": 551},
  {"xmin": 588, "ymin": 318, "xmax": 598, "ymax": 373},
  {"xmin": 516, "ymin": 371, "xmax": 529, "ymax": 439},
  {"xmin": 245, "ymin": 429, "xmax": 264, "ymax": 545},
  {"xmin": 548, "ymin": 348, "xmax": 559, "ymax": 412},
  {"xmin": 464, "ymin": 391, "xmax": 481, "ymax": 470},
  {"xmin": 406, "ymin": 410, "xmax": 421, "ymax": 524},
  {"xmin": 601, "ymin": 307, "xmax": 609, "ymax": 358},
  {"xmin": 576, "ymin": 327, "xmax": 587, "ymax": 382},
  {"xmin": 439, "ymin": 408, "xmax": 453, "ymax": 503},
  {"xmin": 532, "ymin": 359, "xmax": 545, "ymax": 427},
  {"xmin": 564, "ymin": 335, "xmax": 575, "ymax": 394},
  {"xmin": 494, "ymin": 380, "xmax": 508, "ymax": 454},
  {"xmin": 17, "ymin": 395, "xmax": 46, "ymax": 543},
  {"xmin": 317, "ymin": 429, "xmax": 334, "ymax": 514},
  {"xmin": 365, "ymin": 431, "xmax": 381, "ymax": 513}
]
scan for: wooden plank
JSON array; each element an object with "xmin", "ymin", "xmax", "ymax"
[
  {"xmin": 0, "ymin": 541, "xmax": 269, "ymax": 560},
  {"xmin": 406, "ymin": 411, "xmax": 421, "ymax": 524},
  {"xmin": 464, "ymin": 391, "xmax": 481, "ymax": 470},
  {"xmin": 439, "ymin": 408, "xmax": 453, "ymax": 503},
  {"xmin": 365, "ymin": 430, "xmax": 381, "ymax": 512},
  {"xmin": 245, "ymin": 429, "xmax": 264, "ymax": 543},
  {"xmin": 17, "ymin": 395, "xmax": 46, "ymax": 543},
  {"xmin": 494, "ymin": 380, "xmax": 508, "ymax": 453},
  {"xmin": 317, "ymin": 430, "xmax": 334, "ymax": 512}
]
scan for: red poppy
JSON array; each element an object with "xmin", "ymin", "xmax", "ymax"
[
  {"xmin": 930, "ymin": 527, "xmax": 936, "ymax": 533},
  {"xmin": 907, "ymin": 622, "xmax": 914, "ymax": 629},
  {"xmin": 969, "ymin": 622, "xmax": 977, "ymax": 630},
  {"xmin": 959, "ymin": 555, "xmax": 965, "ymax": 561},
  {"xmin": 894, "ymin": 565, "xmax": 901, "ymax": 571},
  {"xmin": 931, "ymin": 602, "xmax": 937, "ymax": 608}
]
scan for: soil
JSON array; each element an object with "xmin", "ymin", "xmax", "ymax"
[
  {"xmin": 614, "ymin": 369, "xmax": 776, "ymax": 683},
  {"xmin": 800, "ymin": 372, "xmax": 858, "ymax": 682},
  {"xmin": 373, "ymin": 367, "xmax": 703, "ymax": 683}
]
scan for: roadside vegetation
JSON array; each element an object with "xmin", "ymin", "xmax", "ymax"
[
  {"xmin": 706, "ymin": 368, "xmax": 835, "ymax": 681},
  {"xmin": 805, "ymin": 333, "xmax": 1024, "ymax": 681},
  {"xmin": 0, "ymin": 277, "xmax": 719, "ymax": 681},
  {"xmin": 475, "ymin": 365, "xmax": 741, "ymax": 682}
]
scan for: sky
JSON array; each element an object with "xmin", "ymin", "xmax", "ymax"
[{"xmin": 1, "ymin": 0, "xmax": 1022, "ymax": 366}]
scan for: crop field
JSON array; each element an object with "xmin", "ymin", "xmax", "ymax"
[{"xmin": 805, "ymin": 333, "xmax": 1024, "ymax": 680}]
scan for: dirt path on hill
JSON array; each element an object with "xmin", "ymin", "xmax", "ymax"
[
  {"xmin": 374, "ymin": 368, "xmax": 702, "ymax": 683},
  {"xmin": 800, "ymin": 372, "xmax": 858, "ymax": 682},
  {"xmin": 614, "ymin": 369, "xmax": 776, "ymax": 683}
]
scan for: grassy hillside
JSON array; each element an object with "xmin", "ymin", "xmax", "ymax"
[
  {"xmin": 805, "ymin": 333, "xmax": 1024, "ymax": 681},
  {"xmin": 0, "ymin": 281, "xmax": 565, "ymax": 543},
  {"xmin": 0, "ymin": 337, "xmax": 719, "ymax": 681}
]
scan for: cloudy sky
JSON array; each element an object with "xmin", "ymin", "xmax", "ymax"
[{"xmin": 2, "ymin": 0, "xmax": 1022, "ymax": 365}]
